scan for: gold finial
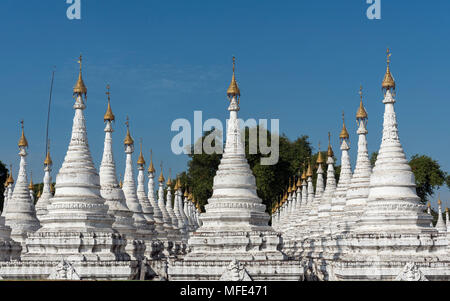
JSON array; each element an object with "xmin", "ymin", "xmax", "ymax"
[
  {"xmin": 124, "ymin": 116, "xmax": 134, "ymax": 146},
  {"xmin": 339, "ymin": 112, "xmax": 349, "ymax": 140},
  {"xmin": 227, "ymin": 56, "xmax": 241, "ymax": 99},
  {"xmin": 327, "ymin": 132, "xmax": 334, "ymax": 158},
  {"xmin": 6, "ymin": 165, "xmax": 14, "ymax": 185},
  {"xmin": 291, "ymin": 177, "xmax": 296, "ymax": 192},
  {"xmin": 36, "ymin": 189, "xmax": 42, "ymax": 198},
  {"xmin": 104, "ymin": 84, "xmax": 115, "ymax": 122},
  {"xmin": 158, "ymin": 162, "xmax": 165, "ymax": 183},
  {"xmin": 28, "ymin": 172, "xmax": 34, "ymax": 190},
  {"xmin": 184, "ymin": 187, "xmax": 189, "ymax": 198},
  {"xmin": 18, "ymin": 120, "xmax": 28, "ymax": 148},
  {"xmin": 427, "ymin": 201, "xmax": 431, "ymax": 208},
  {"xmin": 306, "ymin": 160, "xmax": 313, "ymax": 177},
  {"xmin": 356, "ymin": 85, "xmax": 368, "ymax": 120},
  {"xmin": 176, "ymin": 178, "xmax": 182, "ymax": 191},
  {"xmin": 296, "ymin": 175, "xmax": 302, "ymax": 187},
  {"xmin": 287, "ymin": 178, "xmax": 292, "ymax": 193},
  {"xmin": 382, "ymin": 48, "xmax": 395, "ymax": 92},
  {"xmin": 301, "ymin": 162, "xmax": 307, "ymax": 180},
  {"xmin": 119, "ymin": 173, "xmax": 123, "ymax": 188},
  {"xmin": 438, "ymin": 194, "xmax": 442, "ymax": 206},
  {"xmin": 44, "ymin": 140, "xmax": 53, "ymax": 166},
  {"xmin": 316, "ymin": 142, "xmax": 324, "ymax": 164},
  {"xmin": 166, "ymin": 168, "xmax": 172, "ymax": 186},
  {"xmin": 147, "ymin": 149, "xmax": 155, "ymax": 173},
  {"xmin": 137, "ymin": 138, "xmax": 146, "ymax": 165},
  {"xmin": 73, "ymin": 54, "xmax": 87, "ymax": 96}
]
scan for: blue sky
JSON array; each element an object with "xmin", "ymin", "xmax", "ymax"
[{"xmin": 0, "ymin": 0, "xmax": 449, "ymax": 205}]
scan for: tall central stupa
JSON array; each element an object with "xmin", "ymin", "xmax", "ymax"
[{"xmin": 168, "ymin": 58, "xmax": 303, "ymax": 281}]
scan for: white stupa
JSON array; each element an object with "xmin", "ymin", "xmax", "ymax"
[
  {"xmin": 3, "ymin": 121, "xmax": 41, "ymax": 246},
  {"xmin": 35, "ymin": 146, "xmax": 53, "ymax": 220},
  {"xmin": 99, "ymin": 88, "xmax": 144, "ymax": 261},
  {"xmin": 343, "ymin": 87, "xmax": 371, "ymax": 231},
  {"xmin": 19, "ymin": 58, "xmax": 134, "ymax": 280},
  {"xmin": 356, "ymin": 50, "xmax": 433, "ymax": 234},
  {"xmin": 169, "ymin": 57, "xmax": 302, "ymax": 280},
  {"xmin": 330, "ymin": 114, "xmax": 353, "ymax": 234}
]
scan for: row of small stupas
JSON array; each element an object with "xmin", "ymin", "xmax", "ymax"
[
  {"xmin": 0, "ymin": 57, "xmax": 203, "ymax": 280},
  {"xmin": 271, "ymin": 50, "xmax": 450, "ymax": 281}
]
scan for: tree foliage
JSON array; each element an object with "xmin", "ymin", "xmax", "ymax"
[
  {"xmin": 0, "ymin": 161, "xmax": 7, "ymax": 211},
  {"xmin": 409, "ymin": 154, "xmax": 447, "ymax": 203}
]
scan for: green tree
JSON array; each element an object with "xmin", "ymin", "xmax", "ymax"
[
  {"xmin": 409, "ymin": 154, "xmax": 447, "ymax": 204},
  {"xmin": 370, "ymin": 152, "xmax": 378, "ymax": 168},
  {"xmin": 0, "ymin": 161, "xmax": 7, "ymax": 211}
]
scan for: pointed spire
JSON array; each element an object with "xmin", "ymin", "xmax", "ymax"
[
  {"xmin": 316, "ymin": 142, "xmax": 324, "ymax": 164},
  {"xmin": 227, "ymin": 56, "xmax": 241, "ymax": 99},
  {"xmin": 339, "ymin": 112, "xmax": 349, "ymax": 141},
  {"xmin": 327, "ymin": 132, "xmax": 334, "ymax": 158},
  {"xmin": 356, "ymin": 85, "xmax": 368, "ymax": 120},
  {"xmin": 124, "ymin": 116, "xmax": 134, "ymax": 146},
  {"xmin": 73, "ymin": 54, "xmax": 87, "ymax": 97},
  {"xmin": 306, "ymin": 160, "xmax": 313, "ymax": 177},
  {"xmin": 137, "ymin": 138, "xmax": 145, "ymax": 166},
  {"xmin": 119, "ymin": 173, "xmax": 123, "ymax": 188},
  {"xmin": 104, "ymin": 84, "xmax": 115, "ymax": 122},
  {"xmin": 28, "ymin": 172, "xmax": 34, "ymax": 190},
  {"xmin": 18, "ymin": 120, "xmax": 28, "ymax": 148},
  {"xmin": 44, "ymin": 141, "xmax": 53, "ymax": 166},
  {"xmin": 166, "ymin": 168, "xmax": 173, "ymax": 186},
  {"xmin": 382, "ymin": 48, "xmax": 395, "ymax": 93},
  {"xmin": 147, "ymin": 149, "xmax": 155, "ymax": 173},
  {"xmin": 301, "ymin": 162, "xmax": 307, "ymax": 180},
  {"xmin": 184, "ymin": 187, "xmax": 189, "ymax": 198},
  {"xmin": 288, "ymin": 178, "xmax": 292, "ymax": 193},
  {"xmin": 158, "ymin": 162, "xmax": 165, "ymax": 183},
  {"xmin": 7, "ymin": 165, "xmax": 14, "ymax": 185}
]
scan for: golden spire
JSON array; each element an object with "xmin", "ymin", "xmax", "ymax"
[
  {"xmin": 339, "ymin": 112, "xmax": 349, "ymax": 140},
  {"xmin": 104, "ymin": 84, "xmax": 115, "ymax": 122},
  {"xmin": 306, "ymin": 160, "xmax": 313, "ymax": 177},
  {"xmin": 316, "ymin": 142, "xmax": 324, "ymax": 164},
  {"xmin": 124, "ymin": 116, "xmax": 134, "ymax": 146},
  {"xmin": 7, "ymin": 165, "xmax": 14, "ymax": 185},
  {"xmin": 327, "ymin": 132, "xmax": 334, "ymax": 158},
  {"xmin": 147, "ymin": 149, "xmax": 155, "ymax": 173},
  {"xmin": 382, "ymin": 48, "xmax": 395, "ymax": 92},
  {"xmin": 18, "ymin": 120, "xmax": 28, "ymax": 148},
  {"xmin": 296, "ymin": 175, "xmax": 302, "ymax": 187},
  {"xmin": 438, "ymin": 195, "xmax": 442, "ymax": 206},
  {"xmin": 291, "ymin": 177, "xmax": 296, "ymax": 192},
  {"xmin": 356, "ymin": 85, "xmax": 368, "ymax": 120},
  {"xmin": 427, "ymin": 201, "xmax": 431, "ymax": 208},
  {"xmin": 227, "ymin": 56, "xmax": 241, "ymax": 99},
  {"xmin": 36, "ymin": 189, "xmax": 42, "ymax": 199},
  {"xmin": 301, "ymin": 163, "xmax": 307, "ymax": 180},
  {"xmin": 287, "ymin": 178, "xmax": 292, "ymax": 193},
  {"xmin": 73, "ymin": 54, "xmax": 87, "ymax": 96},
  {"xmin": 137, "ymin": 138, "xmax": 145, "ymax": 165},
  {"xmin": 176, "ymin": 178, "xmax": 182, "ymax": 191},
  {"xmin": 28, "ymin": 172, "xmax": 34, "ymax": 190},
  {"xmin": 166, "ymin": 168, "xmax": 172, "ymax": 186},
  {"xmin": 44, "ymin": 141, "xmax": 53, "ymax": 166},
  {"xmin": 119, "ymin": 173, "xmax": 123, "ymax": 188},
  {"xmin": 184, "ymin": 187, "xmax": 189, "ymax": 198},
  {"xmin": 158, "ymin": 162, "xmax": 165, "ymax": 183}
]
